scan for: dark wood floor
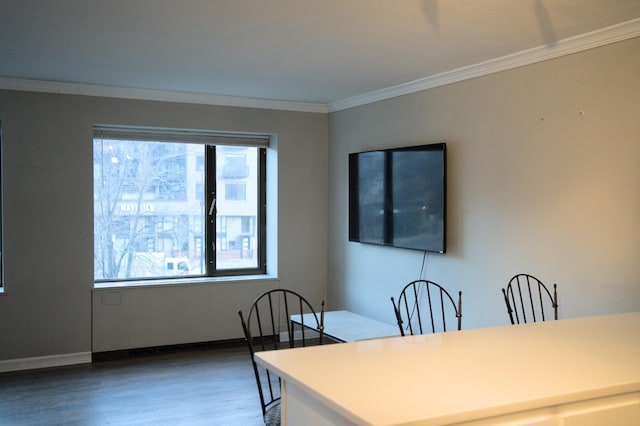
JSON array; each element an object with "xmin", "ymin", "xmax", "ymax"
[{"xmin": 0, "ymin": 343, "xmax": 265, "ymax": 425}]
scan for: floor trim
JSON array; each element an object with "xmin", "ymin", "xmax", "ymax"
[
  {"xmin": 0, "ymin": 340, "xmax": 248, "ymax": 373},
  {"xmin": 0, "ymin": 352, "xmax": 92, "ymax": 373},
  {"xmin": 92, "ymin": 338, "xmax": 246, "ymax": 362}
]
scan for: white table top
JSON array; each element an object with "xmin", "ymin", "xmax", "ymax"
[
  {"xmin": 256, "ymin": 312, "xmax": 640, "ymax": 426},
  {"xmin": 291, "ymin": 310, "xmax": 400, "ymax": 342}
]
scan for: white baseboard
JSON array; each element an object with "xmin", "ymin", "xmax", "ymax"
[{"xmin": 0, "ymin": 352, "xmax": 92, "ymax": 373}]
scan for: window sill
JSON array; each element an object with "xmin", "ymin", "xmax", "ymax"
[{"xmin": 93, "ymin": 274, "xmax": 279, "ymax": 290}]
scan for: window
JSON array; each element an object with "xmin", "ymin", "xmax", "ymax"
[{"xmin": 93, "ymin": 126, "xmax": 267, "ymax": 283}]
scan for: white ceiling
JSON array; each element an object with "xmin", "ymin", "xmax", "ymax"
[{"xmin": 1, "ymin": 0, "xmax": 639, "ymax": 111}]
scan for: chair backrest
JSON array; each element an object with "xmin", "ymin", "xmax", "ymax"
[
  {"xmin": 238, "ymin": 289, "xmax": 324, "ymax": 424},
  {"xmin": 390, "ymin": 280, "xmax": 462, "ymax": 336},
  {"xmin": 501, "ymin": 274, "xmax": 558, "ymax": 324}
]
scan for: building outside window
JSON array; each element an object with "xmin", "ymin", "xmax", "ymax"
[
  {"xmin": 225, "ymin": 182, "xmax": 246, "ymax": 200},
  {"xmin": 93, "ymin": 126, "xmax": 267, "ymax": 283}
]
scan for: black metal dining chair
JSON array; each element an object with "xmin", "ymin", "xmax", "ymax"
[
  {"xmin": 238, "ymin": 289, "xmax": 324, "ymax": 425},
  {"xmin": 501, "ymin": 273, "xmax": 558, "ymax": 324},
  {"xmin": 390, "ymin": 280, "xmax": 462, "ymax": 336}
]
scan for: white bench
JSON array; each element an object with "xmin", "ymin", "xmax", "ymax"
[{"xmin": 290, "ymin": 310, "xmax": 399, "ymax": 343}]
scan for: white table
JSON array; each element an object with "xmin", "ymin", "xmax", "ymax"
[
  {"xmin": 290, "ymin": 310, "xmax": 399, "ymax": 343},
  {"xmin": 256, "ymin": 312, "xmax": 640, "ymax": 425}
]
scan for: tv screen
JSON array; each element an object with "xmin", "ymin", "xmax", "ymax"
[{"xmin": 349, "ymin": 143, "xmax": 446, "ymax": 253}]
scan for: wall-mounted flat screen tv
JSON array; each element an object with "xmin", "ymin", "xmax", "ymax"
[{"xmin": 349, "ymin": 143, "xmax": 446, "ymax": 253}]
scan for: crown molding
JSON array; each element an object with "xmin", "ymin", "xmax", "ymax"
[
  {"xmin": 0, "ymin": 77, "xmax": 329, "ymax": 114},
  {"xmin": 1, "ymin": 18, "xmax": 638, "ymax": 115},
  {"xmin": 327, "ymin": 18, "xmax": 640, "ymax": 112}
]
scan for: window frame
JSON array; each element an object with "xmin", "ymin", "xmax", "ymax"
[
  {"xmin": 93, "ymin": 125, "xmax": 268, "ymax": 285},
  {"xmin": 0, "ymin": 120, "xmax": 3, "ymax": 292}
]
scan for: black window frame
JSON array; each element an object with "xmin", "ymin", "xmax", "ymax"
[
  {"xmin": 205, "ymin": 144, "xmax": 267, "ymax": 277},
  {"xmin": 93, "ymin": 125, "xmax": 268, "ymax": 284},
  {"xmin": 0, "ymin": 120, "xmax": 3, "ymax": 291}
]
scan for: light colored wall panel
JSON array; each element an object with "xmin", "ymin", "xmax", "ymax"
[
  {"xmin": 328, "ymin": 38, "xmax": 640, "ymax": 328},
  {"xmin": 0, "ymin": 91, "xmax": 328, "ymax": 358}
]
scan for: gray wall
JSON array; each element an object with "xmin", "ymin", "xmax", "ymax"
[
  {"xmin": 328, "ymin": 37, "xmax": 640, "ymax": 328},
  {"xmin": 2, "ymin": 36, "xmax": 639, "ymax": 365},
  {"xmin": 0, "ymin": 91, "xmax": 328, "ymax": 360}
]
